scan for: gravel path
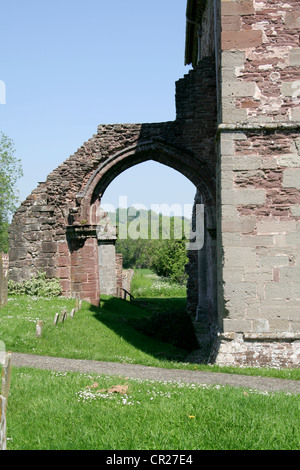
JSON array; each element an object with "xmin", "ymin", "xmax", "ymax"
[{"xmin": 11, "ymin": 352, "xmax": 300, "ymax": 394}]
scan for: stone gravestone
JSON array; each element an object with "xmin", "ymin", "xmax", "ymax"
[{"xmin": 0, "ymin": 255, "xmax": 8, "ymax": 307}]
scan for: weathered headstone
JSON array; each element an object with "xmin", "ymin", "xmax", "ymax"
[
  {"xmin": 53, "ymin": 313, "xmax": 60, "ymax": 325},
  {"xmin": 60, "ymin": 309, "xmax": 67, "ymax": 322},
  {"xmin": 36, "ymin": 320, "xmax": 43, "ymax": 338}
]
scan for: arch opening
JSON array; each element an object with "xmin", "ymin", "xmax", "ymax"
[{"xmin": 70, "ymin": 143, "xmax": 218, "ymax": 362}]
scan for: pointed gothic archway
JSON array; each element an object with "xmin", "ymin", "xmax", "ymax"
[{"xmin": 65, "ymin": 137, "xmax": 217, "ymax": 327}]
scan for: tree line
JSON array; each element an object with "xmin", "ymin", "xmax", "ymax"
[
  {"xmin": 110, "ymin": 208, "xmax": 190, "ymax": 285},
  {"xmin": 0, "ymin": 133, "xmax": 23, "ymax": 252}
]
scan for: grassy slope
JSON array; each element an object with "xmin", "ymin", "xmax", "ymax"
[{"xmin": 0, "ymin": 269, "xmax": 299, "ymax": 379}]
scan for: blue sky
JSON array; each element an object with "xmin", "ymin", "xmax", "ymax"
[{"xmin": 1, "ymin": 0, "xmax": 196, "ymax": 215}]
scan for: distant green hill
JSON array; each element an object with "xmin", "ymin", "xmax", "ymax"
[{"xmin": 106, "ymin": 207, "xmax": 191, "ymax": 240}]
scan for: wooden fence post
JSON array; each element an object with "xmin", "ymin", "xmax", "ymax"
[{"xmin": 0, "ymin": 352, "xmax": 12, "ymax": 451}]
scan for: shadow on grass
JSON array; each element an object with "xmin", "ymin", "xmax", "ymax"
[{"xmin": 89, "ymin": 296, "xmax": 199, "ymax": 363}]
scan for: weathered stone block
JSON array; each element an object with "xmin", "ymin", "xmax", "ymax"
[
  {"xmin": 222, "ymin": 30, "xmax": 262, "ymax": 50},
  {"xmin": 221, "ymin": 1, "xmax": 255, "ymax": 16},
  {"xmin": 264, "ymin": 281, "xmax": 295, "ymax": 301},
  {"xmin": 268, "ymin": 319, "xmax": 291, "ymax": 332},
  {"xmin": 31, "ymin": 205, "xmax": 55, "ymax": 212},
  {"xmin": 261, "ymin": 156, "xmax": 278, "ymax": 170},
  {"xmin": 281, "ymin": 82, "xmax": 300, "ymax": 98},
  {"xmin": 222, "ymin": 81, "xmax": 256, "ymax": 98},
  {"xmin": 223, "ymin": 266, "xmax": 244, "ymax": 281},
  {"xmin": 280, "ymin": 266, "xmax": 300, "ymax": 281},
  {"xmin": 221, "ymin": 156, "xmax": 234, "ymax": 170},
  {"xmin": 277, "ymin": 153, "xmax": 300, "ymax": 167},
  {"xmin": 222, "ymin": 98, "xmax": 248, "ymax": 122},
  {"xmin": 290, "ymin": 205, "xmax": 300, "ymax": 217},
  {"xmin": 223, "ymin": 318, "xmax": 253, "ymax": 333},
  {"xmin": 259, "ymin": 255, "xmax": 290, "ymax": 268},
  {"xmin": 221, "ymin": 171, "xmax": 234, "ymax": 190},
  {"xmin": 240, "ymin": 234, "xmax": 273, "ymax": 247},
  {"xmin": 59, "ymin": 279, "xmax": 71, "ymax": 294},
  {"xmin": 284, "ymin": 11, "xmax": 300, "ymax": 30},
  {"xmin": 224, "ymin": 246, "xmax": 257, "ymax": 267},
  {"xmin": 222, "ymin": 50, "xmax": 246, "ymax": 68},
  {"xmin": 221, "ymin": 189, "xmax": 235, "ymax": 205},
  {"xmin": 222, "ymin": 15, "xmax": 242, "ymax": 31},
  {"xmin": 233, "ymin": 188, "xmax": 266, "ymax": 205},
  {"xmin": 222, "ymin": 204, "xmax": 239, "ymax": 217},
  {"xmin": 222, "ymin": 216, "xmax": 256, "ymax": 233},
  {"xmin": 56, "ymin": 267, "xmax": 69, "ymax": 279},
  {"xmin": 283, "ymin": 168, "xmax": 300, "ymax": 189},
  {"xmin": 57, "ymin": 255, "xmax": 69, "ymax": 267},
  {"xmin": 243, "ymin": 266, "xmax": 273, "ymax": 282},
  {"xmin": 220, "ymin": 135, "xmax": 235, "ymax": 155},
  {"xmin": 233, "ymin": 155, "xmax": 261, "ymax": 170},
  {"xmin": 291, "ymin": 107, "xmax": 300, "ymax": 121},
  {"xmin": 222, "ymin": 232, "xmax": 241, "ymax": 246},
  {"xmin": 224, "ymin": 281, "xmax": 257, "ymax": 300},
  {"xmin": 253, "ymin": 319, "xmax": 269, "ymax": 333},
  {"xmin": 257, "ymin": 219, "xmax": 297, "ymax": 234},
  {"xmin": 42, "ymin": 242, "xmax": 57, "ymax": 253},
  {"xmin": 289, "ymin": 48, "xmax": 300, "ymax": 66}
]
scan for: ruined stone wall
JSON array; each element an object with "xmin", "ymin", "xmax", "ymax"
[
  {"xmin": 0, "ymin": 255, "xmax": 8, "ymax": 307},
  {"xmin": 116, "ymin": 254, "xmax": 123, "ymax": 293},
  {"xmin": 9, "ymin": 57, "xmax": 217, "ymax": 307},
  {"xmin": 216, "ymin": 0, "xmax": 300, "ymax": 367},
  {"xmin": 9, "ymin": 0, "xmax": 299, "ymax": 367},
  {"xmin": 115, "ymin": 254, "xmax": 134, "ymax": 297}
]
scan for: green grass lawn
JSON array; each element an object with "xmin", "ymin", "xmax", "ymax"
[
  {"xmin": 1, "ymin": 269, "xmax": 300, "ymax": 379},
  {"xmin": 0, "ymin": 294, "xmax": 191, "ymax": 368},
  {"xmin": 1, "ymin": 269, "xmax": 300, "ymax": 450},
  {"xmin": 131, "ymin": 269, "xmax": 187, "ymax": 298},
  {"xmin": 5, "ymin": 366, "xmax": 300, "ymax": 450}
]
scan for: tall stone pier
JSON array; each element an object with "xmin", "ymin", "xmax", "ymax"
[{"xmin": 214, "ymin": 0, "xmax": 300, "ymax": 367}]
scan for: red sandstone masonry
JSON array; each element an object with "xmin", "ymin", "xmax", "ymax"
[
  {"xmin": 221, "ymin": 1, "xmax": 255, "ymax": 17},
  {"xmin": 9, "ymin": 56, "xmax": 217, "ymax": 308},
  {"xmin": 232, "ymin": 131, "xmax": 300, "ymax": 219},
  {"xmin": 222, "ymin": 30, "xmax": 263, "ymax": 49},
  {"xmin": 221, "ymin": 0, "xmax": 300, "ymax": 121}
]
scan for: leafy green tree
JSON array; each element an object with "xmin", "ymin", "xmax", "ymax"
[
  {"xmin": 0, "ymin": 133, "xmax": 23, "ymax": 252},
  {"xmin": 151, "ymin": 238, "xmax": 188, "ymax": 284},
  {"xmin": 115, "ymin": 211, "xmax": 188, "ymax": 284}
]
